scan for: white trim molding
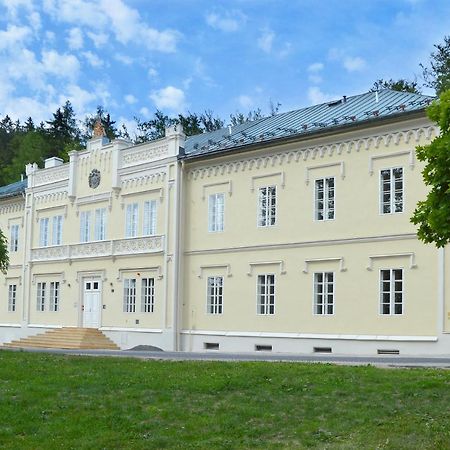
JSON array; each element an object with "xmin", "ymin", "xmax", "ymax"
[
  {"xmin": 305, "ymin": 162, "xmax": 345, "ymax": 185},
  {"xmin": 302, "ymin": 257, "xmax": 346, "ymax": 274},
  {"xmin": 116, "ymin": 266, "xmax": 163, "ymax": 281},
  {"xmin": 100, "ymin": 327, "xmax": 163, "ymax": 333},
  {"xmin": 198, "ymin": 264, "xmax": 232, "ymax": 278},
  {"xmin": 247, "ymin": 260, "xmax": 286, "ymax": 276},
  {"xmin": 202, "ymin": 181, "xmax": 232, "ymax": 200},
  {"xmin": 366, "ymin": 252, "xmax": 417, "ymax": 271},
  {"xmin": 369, "ymin": 150, "xmax": 415, "ymax": 175},
  {"xmin": 250, "ymin": 172, "xmax": 285, "ymax": 191},
  {"xmin": 120, "ymin": 187, "xmax": 164, "ymax": 208},
  {"xmin": 32, "ymin": 272, "xmax": 66, "ymax": 285}
]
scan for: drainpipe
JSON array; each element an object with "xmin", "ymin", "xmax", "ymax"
[{"xmin": 438, "ymin": 247, "xmax": 445, "ymax": 334}]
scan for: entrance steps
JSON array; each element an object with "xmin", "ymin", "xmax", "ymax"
[{"xmin": 3, "ymin": 327, "xmax": 120, "ymax": 350}]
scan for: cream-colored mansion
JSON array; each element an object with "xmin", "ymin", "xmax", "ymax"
[{"xmin": 1, "ymin": 89, "xmax": 449, "ymax": 355}]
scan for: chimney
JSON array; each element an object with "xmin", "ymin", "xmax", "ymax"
[{"xmin": 44, "ymin": 157, "xmax": 64, "ymax": 169}]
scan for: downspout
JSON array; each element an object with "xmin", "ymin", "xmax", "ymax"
[{"xmin": 438, "ymin": 247, "xmax": 445, "ymax": 334}]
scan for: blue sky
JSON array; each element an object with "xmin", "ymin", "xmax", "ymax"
[{"xmin": 0, "ymin": 0, "xmax": 449, "ymax": 135}]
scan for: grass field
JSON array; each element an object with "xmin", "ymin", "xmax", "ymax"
[{"xmin": 0, "ymin": 351, "xmax": 449, "ymax": 449}]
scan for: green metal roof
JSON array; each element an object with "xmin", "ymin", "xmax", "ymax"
[
  {"xmin": 0, "ymin": 179, "xmax": 26, "ymax": 199},
  {"xmin": 184, "ymin": 89, "xmax": 433, "ymax": 159}
]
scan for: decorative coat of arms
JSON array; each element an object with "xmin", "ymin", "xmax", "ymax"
[{"xmin": 88, "ymin": 169, "xmax": 101, "ymax": 189}]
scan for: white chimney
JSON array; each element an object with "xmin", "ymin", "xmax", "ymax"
[{"xmin": 44, "ymin": 157, "xmax": 64, "ymax": 169}]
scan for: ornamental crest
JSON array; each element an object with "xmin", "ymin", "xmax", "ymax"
[{"xmin": 88, "ymin": 169, "xmax": 101, "ymax": 189}]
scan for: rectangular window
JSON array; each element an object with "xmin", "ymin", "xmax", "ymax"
[
  {"xmin": 39, "ymin": 218, "xmax": 49, "ymax": 247},
  {"xmin": 315, "ymin": 177, "xmax": 335, "ymax": 220},
  {"xmin": 10, "ymin": 224, "xmax": 19, "ymax": 252},
  {"xmin": 8, "ymin": 284, "xmax": 17, "ymax": 312},
  {"xmin": 36, "ymin": 282, "xmax": 46, "ymax": 312},
  {"xmin": 143, "ymin": 200, "xmax": 157, "ymax": 236},
  {"xmin": 208, "ymin": 193, "xmax": 224, "ymax": 232},
  {"xmin": 49, "ymin": 281, "xmax": 60, "ymax": 312},
  {"xmin": 123, "ymin": 278, "xmax": 136, "ymax": 313},
  {"xmin": 80, "ymin": 211, "xmax": 91, "ymax": 243},
  {"xmin": 141, "ymin": 278, "xmax": 155, "ymax": 313},
  {"xmin": 125, "ymin": 203, "xmax": 139, "ymax": 238},
  {"xmin": 207, "ymin": 276, "xmax": 223, "ymax": 314},
  {"xmin": 314, "ymin": 272, "xmax": 334, "ymax": 315},
  {"xmin": 257, "ymin": 274, "xmax": 275, "ymax": 315},
  {"xmin": 380, "ymin": 269, "xmax": 403, "ymax": 315},
  {"xmin": 258, "ymin": 186, "xmax": 276, "ymax": 227},
  {"xmin": 94, "ymin": 208, "xmax": 107, "ymax": 241},
  {"xmin": 52, "ymin": 215, "xmax": 63, "ymax": 245},
  {"xmin": 380, "ymin": 168, "xmax": 403, "ymax": 214}
]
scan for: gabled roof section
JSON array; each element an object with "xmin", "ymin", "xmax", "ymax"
[
  {"xmin": 0, "ymin": 179, "xmax": 27, "ymax": 199},
  {"xmin": 184, "ymin": 89, "xmax": 434, "ymax": 159}
]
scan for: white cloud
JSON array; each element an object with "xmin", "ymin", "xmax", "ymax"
[
  {"xmin": 124, "ymin": 94, "xmax": 137, "ymax": 104},
  {"xmin": 258, "ymin": 29, "xmax": 275, "ymax": 53},
  {"xmin": 28, "ymin": 11, "xmax": 41, "ymax": 30},
  {"xmin": 67, "ymin": 27, "xmax": 83, "ymax": 50},
  {"xmin": 238, "ymin": 94, "xmax": 253, "ymax": 109},
  {"xmin": 115, "ymin": 53, "xmax": 134, "ymax": 65},
  {"xmin": 82, "ymin": 51, "xmax": 103, "ymax": 67},
  {"xmin": 307, "ymin": 62, "xmax": 324, "ymax": 84},
  {"xmin": 205, "ymin": 10, "xmax": 246, "ymax": 32},
  {"xmin": 308, "ymin": 62, "xmax": 324, "ymax": 72},
  {"xmin": 59, "ymin": 83, "xmax": 96, "ymax": 117},
  {"xmin": 1, "ymin": 0, "xmax": 34, "ymax": 18},
  {"xmin": 343, "ymin": 56, "xmax": 366, "ymax": 72},
  {"xmin": 150, "ymin": 86, "xmax": 186, "ymax": 112},
  {"xmin": 148, "ymin": 67, "xmax": 158, "ymax": 78},
  {"xmin": 41, "ymin": 50, "xmax": 80, "ymax": 79},
  {"xmin": 139, "ymin": 106, "xmax": 151, "ymax": 118},
  {"xmin": 87, "ymin": 31, "xmax": 108, "ymax": 48},
  {"xmin": 0, "ymin": 25, "xmax": 32, "ymax": 50},
  {"xmin": 307, "ymin": 87, "xmax": 339, "ymax": 105}
]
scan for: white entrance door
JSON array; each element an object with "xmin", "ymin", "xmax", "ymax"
[{"xmin": 82, "ymin": 278, "xmax": 101, "ymax": 328}]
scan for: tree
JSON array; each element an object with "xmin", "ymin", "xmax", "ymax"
[
  {"xmin": 411, "ymin": 89, "xmax": 450, "ymax": 247},
  {"xmin": 370, "ymin": 78, "xmax": 421, "ymax": 94},
  {"xmin": 422, "ymin": 35, "xmax": 450, "ymax": 96},
  {"xmin": 229, "ymin": 108, "xmax": 264, "ymax": 126},
  {"xmin": 0, "ymin": 228, "xmax": 8, "ymax": 274}
]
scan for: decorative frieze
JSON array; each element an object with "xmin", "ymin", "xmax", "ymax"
[
  {"xmin": 187, "ymin": 126, "xmax": 437, "ymax": 180},
  {"xmin": 121, "ymin": 144, "xmax": 169, "ymax": 167},
  {"xmin": 33, "ymin": 165, "xmax": 69, "ymax": 186},
  {"xmin": 120, "ymin": 171, "xmax": 166, "ymax": 189},
  {"xmin": 30, "ymin": 235, "xmax": 164, "ymax": 263},
  {"xmin": 0, "ymin": 202, "xmax": 25, "ymax": 215}
]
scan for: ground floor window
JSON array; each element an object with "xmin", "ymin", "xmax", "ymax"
[
  {"xmin": 8, "ymin": 284, "xmax": 17, "ymax": 312},
  {"xmin": 123, "ymin": 279, "xmax": 137, "ymax": 313},
  {"xmin": 49, "ymin": 282, "xmax": 60, "ymax": 312},
  {"xmin": 142, "ymin": 278, "xmax": 155, "ymax": 313},
  {"xmin": 257, "ymin": 274, "xmax": 275, "ymax": 315},
  {"xmin": 36, "ymin": 282, "xmax": 46, "ymax": 312},
  {"xmin": 207, "ymin": 276, "xmax": 223, "ymax": 314},
  {"xmin": 314, "ymin": 272, "xmax": 334, "ymax": 315},
  {"xmin": 380, "ymin": 269, "xmax": 403, "ymax": 315}
]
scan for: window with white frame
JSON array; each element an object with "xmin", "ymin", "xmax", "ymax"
[
  {"xmin": 8, "ymin": 284, "xmax": 17, "ymax": 312},
  {"xmin": 123, "ymin": 278, "xmax": 137, "ymax": 312},
  {"xmin": 313, "ymin": 272, "xmax": 334, "ymax": 315},
  {"xmin": 94, "ymin": 208, "xmax": 107, "ymax": 241},
  {"xmin": 258, "ymin": 186, "xmax": 276, "ymax": 227},
  {"xmin": 208, "ymin": 193, "xmax": 224, "ymax": 232},
  {"xmin": 315, "ymin": 177, "xmax": 335, "ymax": 221},
  {"xmin": 52, "ymin": 215, "xmax": 63, "ymax": 246},
  {"xmin": 49, "ymin": 281, "xmax": 60, "ymax": 312},
  {"xmin": 80, "ymin": 211, "xmax": 91, "ymax": 243},
  {"xmin": 125, "ymin": 203, "xmax": 139, "ymax": 238},
  {"xmin": 257, "ymin": 274, "xmax": 275, "ymax": 315},
  {"xmin": 143, "ymin": 200, "xmax": 157, "ymax": 236},
  {"xmin": 207, "ymin": 276, "xmax": 223, "ymax": 314},
  {"xmin": 36, "ymin": 282, "xmax": 46, "ymax": 311},
  {"xmin": 39, "ymin": 218, "xmax": 49, "ymax": 247},
  {"xmin": 141, "ymin": 278, "xmax": 155, "ymax": 313},
  {"xmin": 10, "ymin": 224, "xmax": 19, "ymax": 252},
  {"xmin": 380, "ymin": 168, "xmax": 403, "ymax": 214},
  {"xmin": 380, "ymin": 269, "xmax": 403, "ymax": 315}
]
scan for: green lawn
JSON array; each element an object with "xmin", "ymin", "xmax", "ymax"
[{"xmin": 0, "ymin": 351, "xmax": 449, "ymax": 449}]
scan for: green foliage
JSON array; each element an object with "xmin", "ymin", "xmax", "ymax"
[
  {"xmin": 0, "ymin": 228, "xmax": 8, "ymax": 274},
  {"xmin": 83, "ymin": 105, "xmax": 119, "ymax": 142},
  {"xmin": 411, "ymin": 89, "xmax": 450, "ymax": 247},
  {"xmin": 370, "ymin": 78, "xmax": 421, "ymax": 93},
  {"xmin": 422, "ymin": 35, "xmax": 450, "ymax": 96}
]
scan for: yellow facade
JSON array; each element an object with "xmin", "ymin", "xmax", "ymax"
[{"xmin": 1, "ymin": 93, "xmax": 449, "ymax": 355}]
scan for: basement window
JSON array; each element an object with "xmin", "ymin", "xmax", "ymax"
[
  {"xmin": 255, "ymin": 344, "xmax": 272, "ymax": 352},
  {"xmin": 377, "ymin": 349, "xmax": 400, "ymax": 355},
  {"xmin": 204, "ymin": 342, "xmax": 219, "ymax": 350},
  {"xmin": 313, "ymin": 347, "xmax": 332, "ymax": 353}
]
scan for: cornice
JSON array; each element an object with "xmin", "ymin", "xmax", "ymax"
[
  {"xmin": 187, "ymin": 126, "xmax": 437, "ymax": 180},
  {"xmin": 0, "ymin": 202, "xmax": 25, "ymax": 214}
]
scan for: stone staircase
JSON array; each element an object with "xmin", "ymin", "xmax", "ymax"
[{"xmin": 3, "ymin": 327, "xmax": 120, "ymax": 350}]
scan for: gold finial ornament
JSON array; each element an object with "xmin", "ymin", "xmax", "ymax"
[{"xmin": 93, "ymin": 118, "xmax": 106, "ymax": 138}]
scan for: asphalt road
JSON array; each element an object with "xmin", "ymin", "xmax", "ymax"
[{"xmin": 2, "ymin": 346, "xmax": 450, "ymax": 368}]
